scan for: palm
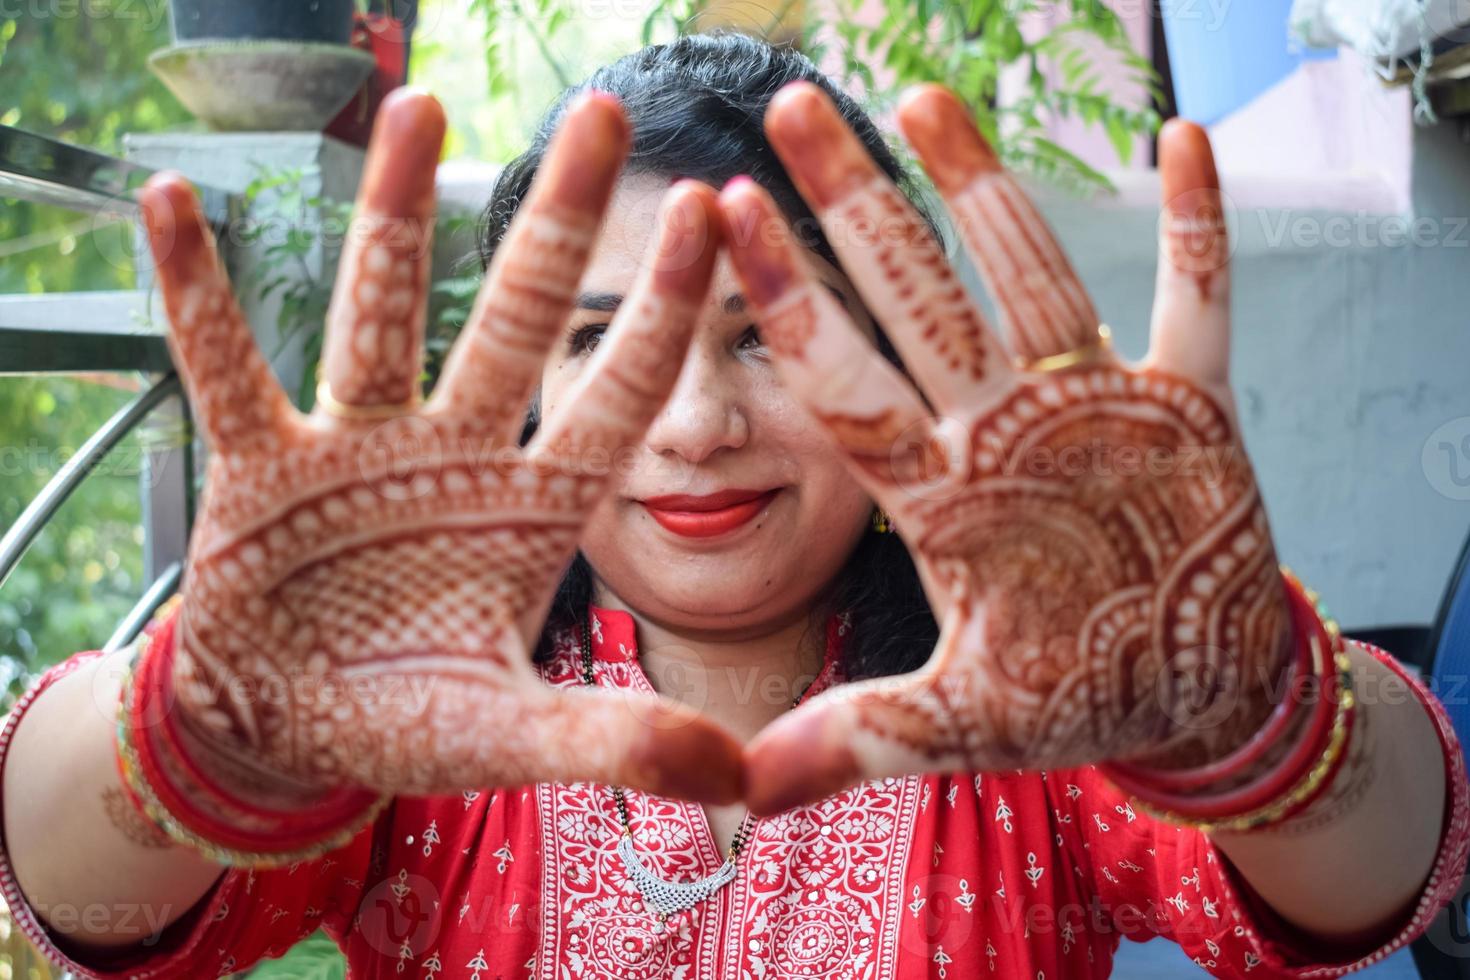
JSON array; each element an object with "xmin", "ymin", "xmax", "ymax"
[
  {"xmin": 141, "ymin": 91, "xmax": 741, "ymax": 803},
  {"xmin": 721, "ymin": 83, "xmax": 1290, "ymax": 814},
  {"xmin": 176, "ymin": 416, "xmax": 597, "ymax": 794},
  {"xmin": 880, "ymin": 362, "xmax": 1280, "ymax": 772}
]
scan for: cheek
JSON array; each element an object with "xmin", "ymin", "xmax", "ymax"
[
  {"xmin": 538, "ymin": 356, "xmax": 576, "ymax": 419},
  {"xmin": 758, "ymin": 387, "xmax": 869, "ymax": 505}
]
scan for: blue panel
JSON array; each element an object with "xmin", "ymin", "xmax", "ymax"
[
  {"xmin": 1162, "ymin": 0, "xmax": 1336, "ymax": 125},
  {"xmin": 1432, "ymin": 543, "xmax": 1470, "ymax": 750},
  {"xmin": 1112, "ymin": 936, "xmax": 1421, "ymax": 977}
]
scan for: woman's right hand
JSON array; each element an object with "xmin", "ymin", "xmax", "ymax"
[{"xmin": 137, "ymin": 89, "xmax": 741, "ymax": 804}]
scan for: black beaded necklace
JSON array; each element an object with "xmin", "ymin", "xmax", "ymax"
[{"xmin": 577, "ymin": 614, "xmax": 813, "ymax": 924}]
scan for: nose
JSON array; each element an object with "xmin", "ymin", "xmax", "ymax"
[{"xmin": 641, "ymin": 343, "xmax": 748, "ymax": 464}]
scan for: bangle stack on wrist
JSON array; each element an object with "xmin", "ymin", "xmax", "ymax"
[
  {"xmin": 113, "ymin": 600, "xmax": 388, "ymax": 868},
  {"xmin": 1099, "ymin": 566, "xmax": 1357, "ymax": 835}
]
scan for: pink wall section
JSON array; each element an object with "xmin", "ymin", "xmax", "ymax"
[{"xmin": 809, "ymin": 0, "xmax": 1409, "ymax": 212}]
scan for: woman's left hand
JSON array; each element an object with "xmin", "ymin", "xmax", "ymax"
[{"xmin": 720, "ymin": 83, "xmax": 1294, "ymax": 815}]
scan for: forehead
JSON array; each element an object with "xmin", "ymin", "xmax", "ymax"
[
  {"xmin": 578, "ymin": 172, "xmax": 840, "ymax": 299},
  {"xmin": 580, "ymin": 172, "xmax": 690, "ymax": 287},
  {"xmin": 573, "ymin": 172, "xmax": 876, "ymax": 342}
]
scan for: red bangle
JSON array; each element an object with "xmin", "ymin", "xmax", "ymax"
[
  {"xmin": 1098, "ymin": 568, "xmax": 1351, "ymax": 825},
  {"xmin": 1104, "ymin": 572, "xmax": 1311, "ymax": 793},
  {"xmin": 148, "ymin": 630, "xmax": 368, "ymax": 825},
  {"xmin": 119, "ymin": 604, "xmax": 386, "ymax": 863}
]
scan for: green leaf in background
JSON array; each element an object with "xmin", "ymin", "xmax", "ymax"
[{"xmin": 237, "ymin": 930, "xmax": 346, "ymax": 980}]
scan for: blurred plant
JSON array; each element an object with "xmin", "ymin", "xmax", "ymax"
[
  {"xmin": 238, "ymin": 929, "xmax": 346, "ymax": 980},
  {"xmin": 0, "ymin": 376, "xmax": 147, "ymax": 707},
  {"xmin": 821, "ymin": 0, "xmax": 1162, "ymax": 188},
  {"xmin": 235, "ymin": 165, "xmax": 355, "ymax": 409},
  {"xmin": 234, "ymin": 165, "xmax": 481, "ymax": 408},
  {"xmin": 471, "ymin": 0, "xmax": 1163, "ymax": 192},
  {"xmin": 0, "ymin": 2, "xmax": 192, "ymax": 689}
]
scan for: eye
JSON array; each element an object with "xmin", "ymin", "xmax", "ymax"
[
  {"xmin": 737, "ymin": 325, "xmax": 764, "ymax": 352},
  {"xmin": 569, "ymin": 323, "xmax": 607, "ymax": 355}
]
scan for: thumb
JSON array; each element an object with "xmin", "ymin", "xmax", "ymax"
[
  {"xmin": 520, "ymin": 685, "xmax": 745, "ymax": 805},
  {"xmin": 743, "ymin": 669, "xmax": 968, "ymax": 816},
  {"xmin": 743, "ymin": 596, "xmax": 987, "ymax": 815}
]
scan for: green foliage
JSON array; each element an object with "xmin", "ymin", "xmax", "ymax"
[
  {"xmin": 233, "ymin": 166, "xmax": 479, "ymax": 405},
  {"xmin": 237, "ymin": 930, "xmax": 346, "ymax": 980},
  {"xmin": 816, "ymin": 0, "xmax": 1161, "ymax": 190},
  {"xmin": 236, "ymin": 165, "xmax": 356, "ymax": 409},
  {"xmin": 466, "ymin": 0, "xmax": 1162, "ymax": 193},
  {"xmin": 0, "ymin": 2, "xmax": 192, "ymax": 691},
  {"xmin": 0, "ymin": 1, "xmax": 193, "ymax": 295},
  {"xmin": 0, "ymin": 376, "xmax": 149, "ymax": 705}
]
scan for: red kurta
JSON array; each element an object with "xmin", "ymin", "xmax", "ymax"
[{"xmin": 2, "ymin": 603, "xmax": 1466, "ymax": 979}]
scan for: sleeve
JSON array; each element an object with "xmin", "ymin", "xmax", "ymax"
[
  {"xmin": 0, "ymin": 648, "xmax": 379, "ymax": 980},
  {"xmin": 1050, "ymin": 640, "xmax": 1470, "ymax": 978}
]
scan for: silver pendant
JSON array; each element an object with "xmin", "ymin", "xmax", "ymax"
[{"xmin": 617, "ymin": 833, "xmax": 738, "ymax": 920}]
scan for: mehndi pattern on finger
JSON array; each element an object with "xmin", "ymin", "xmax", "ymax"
[{"xmin": 830, "ymin": 178, "xmax": 993, "ymax": 384}]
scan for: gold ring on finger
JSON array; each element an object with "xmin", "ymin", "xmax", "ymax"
[
  {"xmin": 314, "ymin": 369, "xmax": 422, "ymax": 420},
  {"xmin": 1018, "ymin": 324, "xmax": 1114, "ymax": 373}
]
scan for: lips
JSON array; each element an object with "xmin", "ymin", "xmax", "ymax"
[{"xmin": 640, "ymin": 488, "xmax": 781, "ymax": 538}]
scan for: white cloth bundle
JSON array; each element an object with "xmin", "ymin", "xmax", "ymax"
[{"xmin": 1289, "ymin": 0, "xmax": 1469, "ymax": 60}]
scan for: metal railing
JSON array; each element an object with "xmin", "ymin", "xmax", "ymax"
[
  {"xmin": 0, "ymin": 121, "xmax": 242, "ymax": 980},
  {"xmin": 0, "ymin": 124, "xmax": 237, "ymax": 649}
]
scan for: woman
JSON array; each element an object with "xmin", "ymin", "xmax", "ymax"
[{"xmin": 0, "ymin": 32, "xmax": 1463, "ymax": 980}]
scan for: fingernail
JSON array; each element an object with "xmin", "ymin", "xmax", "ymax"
[
  {"xmin": 765, "ymin": 85, "xmax": 870, "ymax": 210},
  {"xmin": 897, "ymin": 86, "xmax": 1001, "ymax": 193}
]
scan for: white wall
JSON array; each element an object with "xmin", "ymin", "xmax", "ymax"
[{"xmin": 1024, "ymin": 117, "xmax": 1470, "ymax": 631}]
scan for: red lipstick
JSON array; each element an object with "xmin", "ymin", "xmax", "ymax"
[{"xmin": 640, "ymin": 488, "xmax": 780, "ymax": 539}]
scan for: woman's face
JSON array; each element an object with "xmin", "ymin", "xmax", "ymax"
[{"xmin": 538, "ymin": 172, "xmax": 878, "ymax": 635}]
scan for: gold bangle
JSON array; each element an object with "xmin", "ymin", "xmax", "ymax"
[
  {"xmin": 1018, "ymin": 324, "xmax": 1114, "ymax": 373},
  {"xmin": 1128, "ymin": 649, "xmax": 1355, "ymax": 835},
  {"xmin": 114, "ymin": 624, "xmax": 389, "ymax": 869}
]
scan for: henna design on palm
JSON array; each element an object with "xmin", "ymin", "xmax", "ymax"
[
  {"xmin": 721, "ymin": 84, "xmax": 1292, "ymax": 814},
  {"xmin": 139, "ymin": 91, "xmax": 741, "ymax": 804}
]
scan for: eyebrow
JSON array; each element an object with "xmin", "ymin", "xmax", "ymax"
[{"xmin": 575, "ymin": 282, "xmax": 848, "ymax": 316}]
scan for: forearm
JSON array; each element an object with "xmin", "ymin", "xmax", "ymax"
[
  {"xmin": 1210, "ymin": 640, "xmax": 1446, "ymax": 940},
  {"xmin": 1, "ymin": 645, "xmax": 225, "ymax": 949}
]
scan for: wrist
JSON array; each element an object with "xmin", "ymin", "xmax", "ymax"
[
  {"xmin": 1098, "ymin": 567, "xmax": 1357, "ymax": 833},
  {"xmin": 116, "ymin": 600, "xmax": 386, "ymax": 867},
  {"xmin": 1125, "ymin": 566, "xmax": 1300, "ymax": 778}
]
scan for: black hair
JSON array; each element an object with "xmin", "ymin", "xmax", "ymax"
[{"xmin": 477, "ymin": 32, "xmax": 940, "ymax": 680}]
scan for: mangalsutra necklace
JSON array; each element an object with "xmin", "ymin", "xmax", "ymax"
[{"xmin": 578, "ymin": 615, "xmax": 813, "ymax": 925}]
